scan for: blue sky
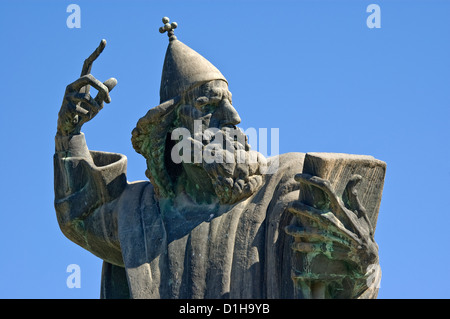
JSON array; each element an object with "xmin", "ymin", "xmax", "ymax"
[{"xmin": 0, "ymin": 0, "xmax": 449, "ymax": 299}]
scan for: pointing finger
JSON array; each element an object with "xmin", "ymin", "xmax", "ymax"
[
  {"xmin": 81, "ymin": 39, "xmax": 106, "ymax": 77},
  {"xmin": 80, "ymin": 39, "xmax": 107, "ymax": 95}
]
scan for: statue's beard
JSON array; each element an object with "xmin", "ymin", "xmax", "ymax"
[{"xmin": 187, "ymin": 126, "xmax": 267, "ymax": 204}]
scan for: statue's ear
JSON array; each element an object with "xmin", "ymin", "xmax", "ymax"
[
  {"xmin": 131, "ymin": 95, "xmax": 184, "ymax": 199},
  {"xmin": 132, "ymin": 95, "xmax": 182, "ymax": 151}
]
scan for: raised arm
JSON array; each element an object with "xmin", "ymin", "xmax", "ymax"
[{"xmin": 54, "ymin": 40, "xmax": 126, "ymax": 266}]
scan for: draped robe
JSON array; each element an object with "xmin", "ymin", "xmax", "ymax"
[{"xmin": 54, "ymin": 133, "xmax": 379, "ymax": 299}]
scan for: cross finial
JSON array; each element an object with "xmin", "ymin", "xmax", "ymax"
[{"xmin": 159, "ymin": 17, "xmax": 178, "ymax": 41}]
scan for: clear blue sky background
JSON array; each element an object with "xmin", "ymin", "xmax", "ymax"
[{"xmin": 0, "ymin": 0, "xmax": 449, "ymax": 299}]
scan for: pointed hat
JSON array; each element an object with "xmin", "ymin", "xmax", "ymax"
[{"xmin": 158, "ymin": 17, "xmax": 227, "ymax": 103}]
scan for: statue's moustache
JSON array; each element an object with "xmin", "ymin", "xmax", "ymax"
[{"xmin": 200, "ymin": 126, "xmax": 250, "ymax": 151}]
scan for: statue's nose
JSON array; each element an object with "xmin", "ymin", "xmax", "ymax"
[{"xmin": 214, "ymin": 99, "xmax": 241, "ymax": 128}]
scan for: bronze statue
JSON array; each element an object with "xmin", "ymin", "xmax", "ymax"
[{"xmin": 54, "ymin": 17, "xmax": 385, "ymax": 299}]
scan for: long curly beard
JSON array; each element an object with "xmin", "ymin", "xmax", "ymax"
[{"xmin": 190, "ymin": 126, "xmax": 268, "ymax": 204}]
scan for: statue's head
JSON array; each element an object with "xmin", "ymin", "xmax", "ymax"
[{"xmin": 131, "ymin": 18, "xmax": 266, "ymax": 204}]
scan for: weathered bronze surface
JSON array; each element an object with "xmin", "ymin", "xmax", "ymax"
[{"xmin": 54, "ymin": 17, "xmax": 385, "ymax": 299}]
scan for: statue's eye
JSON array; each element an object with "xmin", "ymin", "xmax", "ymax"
[{"xmin": 194, "ymin": 96, "xmax": 209, "ymax": 109}]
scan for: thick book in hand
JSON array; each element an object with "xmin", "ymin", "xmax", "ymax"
[{"xmin": 300, "ymin": 152, "xmax": 386, "ymax": 230}]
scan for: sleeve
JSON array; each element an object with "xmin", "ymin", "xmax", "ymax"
[{"xmin": 53, "ymin": 133, "xmax": 128, "ymax": 266}]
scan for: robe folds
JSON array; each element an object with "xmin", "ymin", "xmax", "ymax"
[{"xmin": 54, "ymin": 133, "xmax": 379, "ymax": 299}]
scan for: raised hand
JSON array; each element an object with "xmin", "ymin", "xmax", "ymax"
[{"xmin": 57, "ymin": 39, "xmax": 117, "ymax": 136}]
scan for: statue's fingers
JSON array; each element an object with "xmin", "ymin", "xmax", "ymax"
[
  {"xmin": 94, "ymin": 77, "xmax": 117, "ymax": 105},
  {"xmin": 294, "ymin": 174, "xmax": 330, "ymax": 187},
  {"xmin": 295, "ymin": 173, "xmax": 347, "ymax": 217},
  {"xmin": 296, "ymin": 175, "xmax": 366, "ymax": 240},
  {"xmin": 348, "ymin": 174, "xmax": 363, "ymax": 187},
  {"xmin": 294, "ymin": 174, "xmax": 335, "ymax": 198},
  {"xmin": 289, "ymin": 233, "xmax": 361, "ymax": 265},
  {"xmin": 284, "ymin": 224, "xmax": 350, "ymax": 246},
  {"xmin": 344, "ymin": 175, "xmax": 364, "ymax": 211},
  {"xmin": 286, "ymin": 201, "xmax": 362, "ymax": 245},
  {"xmin": 66, "ymin": 93, "xmax": 101, "ymax": 116},
  {"xmin": 286, "ymin": 201, "xmax": 326, "ymax": 224},
  {"xmin": 291, "ymin": 242, "xmax": 329, "ymax": 254},
  {"xmin": 104, "ymin": 77, "xmax": 117, "ymax": 92},
  {"xmin": 294, "ymin": 173, "xmax": 312, "ymax": 183},
  {"xmin": 74, "ymin": 104, "xmax": 88, "ymax": 115},
  {"xmin": 319, "ymin": 212, "xmax": 362, "ymax": 245},
  {"xmin": 328, "ymin": 245, "xmax": 361, "ymax": 264},
  {"xmin": 286, "ymin": 201, "xmax": 348, "ymax": 239},
  {"xmin": 295, "ymin": 174, "xmax": 338, "ymax": 200},
  {"xmin": 343, "ymin": 175, "xmax": 374, "ymax": 239},
  {"xmin": 67, "ymin": 74, "xmax": 110, "ymax": 100}
]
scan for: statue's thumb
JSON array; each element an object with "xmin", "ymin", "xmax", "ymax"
[
  {"xmin": 95, "ymin": 78, "xmax": 117, "ymax": 105},
  {"xmin": 104, "ymin": 77, "xmax": 118, "ymax": 92}
]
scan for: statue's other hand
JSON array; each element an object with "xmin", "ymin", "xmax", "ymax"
[
  {"xmin": 285, "ymin": 174, "xmax": 378, "ymax": 273},
  {"xmin": 56, "ymin": 39, "xmax": 117, "ymax": 136}
]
